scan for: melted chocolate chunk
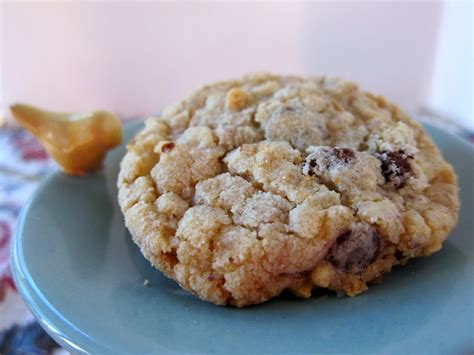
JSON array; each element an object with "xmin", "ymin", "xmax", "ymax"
[
  {"xmin": 376, "ymin": 150, "xmax": 413, "ymax": 188},
  {"xmin": 327, "ymin": 224, "xmax": 381, "ymax": 273}
]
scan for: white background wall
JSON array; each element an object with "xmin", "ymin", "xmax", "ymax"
[
  {"xmin": 426, "ymin": 0, "xmax": 473, "ymax": 130},
  {"xmin": 0, "ymin": 1, "xmax": 471, "ymax": 129}
]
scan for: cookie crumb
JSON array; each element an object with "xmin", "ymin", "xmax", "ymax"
[{"xmin": 143, "ymin": 279, "xmax": 150, "ymax": 287}]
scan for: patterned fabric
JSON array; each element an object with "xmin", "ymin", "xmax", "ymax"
[
  {"xmin": 0, "ymin": 129, "xmax": 61, "ymax": 354},
  {"xmin": 0, "ymin": 116, "xmax": 471, "ymax": 353}
]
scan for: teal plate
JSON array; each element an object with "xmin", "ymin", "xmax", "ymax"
[{"xmin": 11, "ymin": 121, "xmax": 474, "ymax": 354}]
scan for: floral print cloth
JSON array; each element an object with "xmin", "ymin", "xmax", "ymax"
[{"xmin": 0, "ymin": 129, "xmax": 61, "ymax": 354}]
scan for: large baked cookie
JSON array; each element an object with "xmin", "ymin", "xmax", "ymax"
[{"xmin": 118, "ymin": 74, "xmax": 459, "ymax": 307}]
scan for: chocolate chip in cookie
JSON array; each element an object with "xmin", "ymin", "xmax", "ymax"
[
  {"xmin": 376, "ymin": 150, "xmax": 413, "ymax": 188},
  {"xmin": 333, "ymin": 147, "xmax": 356, "ymax": 163},
  {"xmin": 327, "ymin": 224, "xmax": 381, "ymax": 273}
]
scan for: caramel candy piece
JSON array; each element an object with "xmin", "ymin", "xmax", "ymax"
[{"xmin": 10, "ymin": 103, "xmax": 122, "ymax": 175}]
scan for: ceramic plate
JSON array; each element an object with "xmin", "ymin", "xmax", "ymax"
[{"xmin": 11, "ymin": 121, "xmax": 474, "ymax": 354}]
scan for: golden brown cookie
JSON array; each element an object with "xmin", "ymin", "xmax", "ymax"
[{"xmin": 118, "ymin": 74, "xmax": 459, "ymax": 307}]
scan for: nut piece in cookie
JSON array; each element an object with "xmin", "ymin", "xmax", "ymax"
[{"xmin": 226, "ymin": 88, "xmax": 252, "ymax": 112}]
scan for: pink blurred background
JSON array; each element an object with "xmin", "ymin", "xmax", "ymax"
[{"xmin": 1, "ymin": 1, "xmax": 472, "ymax": 130}]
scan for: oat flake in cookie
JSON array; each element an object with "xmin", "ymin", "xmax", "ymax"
[{"xmin": 117, "ymin": 74, "xmax": 459, "ymax": 307}]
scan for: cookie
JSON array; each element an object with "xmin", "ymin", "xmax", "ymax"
[{"xmin": 118, "ymin": 74, "xmax": 459, "ymax": 307}]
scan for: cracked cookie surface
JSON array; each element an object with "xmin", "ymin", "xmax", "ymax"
[{"xmin": 118, "ymin": 74, "xmax": 459, "ymax": 306}]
